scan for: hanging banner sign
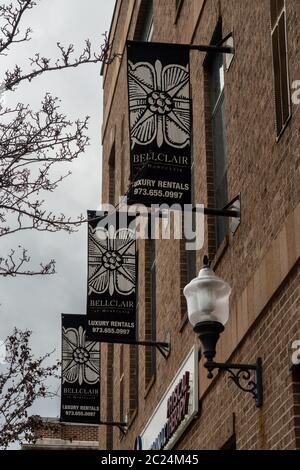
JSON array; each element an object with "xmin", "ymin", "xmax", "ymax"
[
  {"xmin": 86, "ymin": 210, "xmax": 137, "ymax": 343},
  {"xmin": 61, "ymin": 314, "xmax": 100, "ymax": 424},
  {"xmin": 126, "ymin": 40, "xmax": 192, "ymax": 208}
]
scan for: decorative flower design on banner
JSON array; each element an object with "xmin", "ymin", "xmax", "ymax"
[
  {"xmin": 128, "ymin": 59, "xmax": 190, "ymax": 148},
  {"xmin": 62, "ymin": 326, "xmax": 99, "ymax": 385},
  {"xmin": 88, "ymin": 225, "xmax": 136, "ymax": 296}
]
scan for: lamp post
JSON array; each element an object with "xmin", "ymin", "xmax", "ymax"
[{"xmin": 184, "ymin": 256, "xmax": 263, "ymax": 407}]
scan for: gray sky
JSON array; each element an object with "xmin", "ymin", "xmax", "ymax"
[{"xmin": 0, "ymin": 0, "xmax": 115, "ymax": 419}]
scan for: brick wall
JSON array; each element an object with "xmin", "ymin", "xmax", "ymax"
[
  {"xmin": 35, "ymin": 419, "xmax": 99, "ymax": 444},
  {"xmin": 178, "ymin": 259, "xmax": 300, "ymax": 450},
  {"xmin": 99, "ymin": 0, "xmax": 300, "ymax": 450},
  {"xmin": 106, "ymin": 343, "xmax": 114, "ymax": 449}
]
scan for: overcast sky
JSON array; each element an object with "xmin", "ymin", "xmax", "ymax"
[{"xmin": 0, "ymin": 0, "xmax": 115, "ymax": 419}]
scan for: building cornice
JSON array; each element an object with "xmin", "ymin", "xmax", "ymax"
[{"xmin": 101, "ymin": 0, "xmax": 137, "ymax": 144}]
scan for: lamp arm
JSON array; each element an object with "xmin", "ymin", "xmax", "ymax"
[{"xmin": 204, "ymin": 358, "xmax": 263, "ymax": 408}]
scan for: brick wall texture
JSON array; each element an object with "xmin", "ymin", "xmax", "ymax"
[
  {"xmin": 37, "ymin": 420, "xmax": 99, "ymax": 443},
  {"xmin": 99, "ymin": 0, "xmax": 300, "ymax": 450}
]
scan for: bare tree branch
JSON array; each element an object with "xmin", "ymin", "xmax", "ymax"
[
  {"xmin": 0, "ymin": 246, "xmax": 55, "ymax": 276},
  {"xmin": 0, "ymin": 4, "xmax": 117, "ymax": 279},
  {"xmin": 4, "ymin": 32, "xmax": 118, "ymax": 90},
  {"xmin": 0, "ymin": 0, "xmax": 34, "ymax": 55},
  {"xmin": 0, "ymin": 93, "xmax": 87, "ymax": 274},
  {"xmin": 0, "ymin": 328, "xmax": 59, "ymax": 449}
]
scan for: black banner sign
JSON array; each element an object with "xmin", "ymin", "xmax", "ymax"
[
  {"xmin": 61, "ymin": 314, "xmax": 100, "ymax": 424},
  {"xmin": 126, "ymin": 40, "xmax": 192, "ymax": 207},
  {"xmin": 86, "ymin": 211, "xmax": 137, "ymax": 343}
]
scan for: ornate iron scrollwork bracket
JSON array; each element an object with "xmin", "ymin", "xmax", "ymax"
[{"xmin": 204, "ymin": 357, "xmax": 263, "ymax": 408}]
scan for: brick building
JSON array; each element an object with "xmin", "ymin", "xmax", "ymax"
[
  {"xmin": 99, "ymin": 0, "xmax": 300, "ymax": 450},
  {"xmin": 22, "ymin": 419, "xmax": 99, "ymax": 450}
]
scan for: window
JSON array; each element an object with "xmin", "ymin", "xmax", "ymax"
[
  {"xmin": 186, "ymin": 246, "xmax": 196, "ymax": 282},
  {"xmin": 180, "ymin": 158, "xmax": 196, "ymax": 319},
  {"xmin": 120, "ymin": 115, "xmax": 125, "ymax": 195},
  {"xmin": 175, "ymin": 0, "xmax": 184, "ymax": 16},
  {"xmin": 270, "ymin": 0, "xmax": 290, "ymax": 138},
  {"xmin": 145, "ymin": 238, "xmax": 156, "ymax": 388},
  {"xmin": 119, "ymin": 345, "xmax": 124, "ymax": 439},
  {"xmin": 129, "ymin": 344, "xmax": 139, "ymax": 417},
  {"xmin": 109, "ymin": 144, "xmax": 115, "ymax": 206},
  {"xmin": 186, "ymin": 157, "xmax": 197, "ymax": 281},
  {"xmin": 134, "ymin": 0, "xmax": 153, "ymax": 42},
  {"xmin": 180, "ymin": 237, "xmax": 196, "ymax": 320},
  {"xmin": 205, "ymin": 20, "xmax": 228, "ymax": 252},
  {"xmin": 129, "ymin": 252, "xmax": 139, "ymax": 417},
  {"xmin": 120, "ymin": 146, "xmax": 125, "ymax": 196},
  {"xmin": 106, "ymin": 343, "xmax": 114, "ymax": 449}
]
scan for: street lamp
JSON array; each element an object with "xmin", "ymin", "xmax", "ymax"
[{"xmin": 184, "ymin": 256, "xmax": 263, "ymax": 407}]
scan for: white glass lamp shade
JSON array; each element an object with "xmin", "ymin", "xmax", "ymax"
[{"xmin": 183, "ymin": 265, "xmax": 231, "ymax": 327}]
